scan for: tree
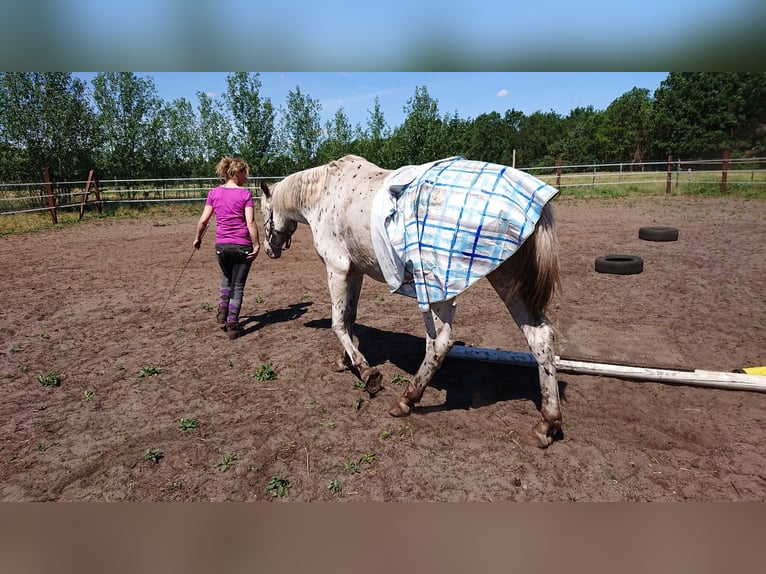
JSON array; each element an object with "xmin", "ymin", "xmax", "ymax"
[
  {"xmin": 92, "ymin": 72, "xmax": 163, "ymax": 179},
  {"xmin": 356, "ymin": 96, "xmax": 391, "ymax": 167},
  {"xmin": 223, "ymin": 72, "xmax": 276, "ymax": 173},
  {"xmin": 465, "ymin": 111, "xmax": 509, "ymax": 164},
  {"xmin": 650, "ymin": 72, "xmax": 766, "ymax": 159},
  {"xmin": 597, "ymin": 89, "xmax": 650, "ymax": 165},
  {"xmin": 278, "ymin": 85, "xmax": 322, "ymax": 171},
  {"xmin": 0, "ymin": 72, "xmax": 96, "ymax": 182},
  {"xmin": 197, "ymin": 90, "xmax": 233, "ymax": 173},
  {"xmin": 316, "ymin": 107, "xmax": 357, "ymax": 164},
  {"xmin": 516, "ymin": 110, "xmax": 564, "ymax": 167},
  {"xmin": 389, "ymin": 86, "xmax": 443, "ymax": 166},
  {"xmin": 556, "ymin": 105, "xmax": 605, "ymax": 166},
  {"xmin": 157, "ymin": 97, "xmax": 203, "ymax": 177}
]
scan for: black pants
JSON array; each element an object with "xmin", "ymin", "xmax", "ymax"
[{"xmin": 215, "ymin": 243, "xmax": 253, "ymax": 323}]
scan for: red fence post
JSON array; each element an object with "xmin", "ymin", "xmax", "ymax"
[
  {"xmin": 666, "ymin": 155, "xmax": 673, "ymax": 195},
  {"xmin": 44, "ymin": 168, "xmax": 58, "ymax": 224},
  {"xmin": 720, "ymin": 149, "xmax": 730, "ymax": 194}
]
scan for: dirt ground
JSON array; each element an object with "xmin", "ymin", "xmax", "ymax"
[{"xmin": 1, "ymin": 195, "xmax": 765, "ymax": 501}]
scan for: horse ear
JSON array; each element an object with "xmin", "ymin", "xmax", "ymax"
[{"xmin": 259, "ymin": 179, "xmax": 271, "ymax": 198}]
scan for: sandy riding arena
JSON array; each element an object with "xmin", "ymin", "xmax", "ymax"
[{"xmin": 1, "ymin": 195, "xmax": 764, "ymax": 501}]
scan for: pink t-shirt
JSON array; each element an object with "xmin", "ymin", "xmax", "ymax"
[{"xmin": 206, "ymin": 186, "xmax": 254, "ymax": 245}]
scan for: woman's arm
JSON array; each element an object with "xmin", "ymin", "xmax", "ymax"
[
  {"xmin": 244, "ymin": 205, "xmax": 260, "ymax": 260},
  {"xmin": 193, "ymin": 204, "xmax": 214, "ymax": 249}
]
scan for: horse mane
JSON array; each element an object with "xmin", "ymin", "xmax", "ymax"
[
  {"xmin": 275, "ymin": 163, "xmax": 331, "ymax": 210},
  {"xmin": 276, "ymin": 155, "xmax": 379, "ymax": 210}
]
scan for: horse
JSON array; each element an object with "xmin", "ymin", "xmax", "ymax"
[{"xmin": 259, "ymin": 155, "xmax": 563, "ymax": 448}]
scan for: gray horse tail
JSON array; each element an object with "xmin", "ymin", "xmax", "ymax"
[{"xmin": 514, "ymin": 202, "xmax": 561, "ymax": 320}]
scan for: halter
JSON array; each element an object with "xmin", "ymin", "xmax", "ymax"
[{"xmin": 265, "ymin": 210, "xmax": 294, "ymax": 252}]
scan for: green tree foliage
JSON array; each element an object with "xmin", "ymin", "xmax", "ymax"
[
  {"xmin": 278, "ymin": 85, "xmax": 322, "ymax": 171},
  {"xmin": 651, "ymin": 72, "xmax": 766, "ymax": 159},
  {"xmin": 2, "ymin": 72, "xmax": 764, "ymax": 183},
  {"xmin": 197, "ymin": 90, "xmax": 233, "ymax": 171},
  {"xmin": 517, "ymin": 110, "xmax": 564, "ymax": 168},
  {"xmin": 355, "ymin": 96, "xmax": 392, "ymax": 167},
  {"xmin": 92, "ymin": 72, "xmax": 163, "ymax": 179},
  {"xmin": 223, "ymin": 72, "xmax": 276, "ymax": 173},
  {"xmin": 157, "ymin": 98, "xmax": 205, "ymax": 177},
  {"xmin": 597, "ymin": 89, "xmax": 651, "ymax": 165},
  {"xmin": 555, "ymin": 106, "xmax": 605, "ymax": 166},
  {"xmin": 389, "ymin": 86, "xmax": 443, "ymax": 166},
  {"xmin": 0, "ymin": 72, "xmax": 96, "ymax": 182},
  {"xmin": 316, "ymin": 107, "xmax": 358, "ymax": 164}
]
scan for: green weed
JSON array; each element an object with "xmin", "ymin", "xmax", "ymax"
[
  {"xmin": 266, "ymin": 475, "xmax": 292, "ymax": 498},
  {"xmin": 179, "ymin": 418, "xmax": 198, "ymax": 432},
  {"xmin": 138, "ymin": 365, "xmax": 161, "ymax": 378},
  {"xmin": 144, "ymin": 448, "xmax": 163, "ymax": 463},
  {"xmin": 251, "ymin": 362, "xmax": 277, "ymax": 381},
  {"xmin": 215, "ymin": 453, "xmax": 239, "ymax": 472},
  {"xmin": 37, "ymin": 372, "xmax": 61, "ymax": 388}
]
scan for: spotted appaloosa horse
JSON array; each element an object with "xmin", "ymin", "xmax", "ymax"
[{"xmin": 260, "ymin": 155, "xmax": 562, "ymax": 447}]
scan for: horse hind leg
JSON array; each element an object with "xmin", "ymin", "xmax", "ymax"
[
  {"xmin": 487, "ymin": 268, "xmax": 562, "ymax": 448},
  {"xmin": 389, "ymin": 300, "xmax": 456, "ymax": 416}
]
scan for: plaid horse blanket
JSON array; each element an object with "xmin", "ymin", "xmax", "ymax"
[{"xmin": 371, "ymin": 157, "xmax": 559, "ymax": 311}]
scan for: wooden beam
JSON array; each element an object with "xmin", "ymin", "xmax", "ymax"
[{"xmin": 447, "ymin": 345, "xmax": 766, "ymax": 393}]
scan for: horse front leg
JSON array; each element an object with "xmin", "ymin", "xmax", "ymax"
[
  {"xmin": 327, "ymin": 269, "xmax": 382, "ymax": 393},
  {"xmin": 389, "ymin": 300, "xmax": 456, "ymax": 416}
]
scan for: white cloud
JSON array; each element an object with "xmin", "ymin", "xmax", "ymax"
[{"xmin": 496, "ymin": 88, "xmax": 510, "ymax": 98}]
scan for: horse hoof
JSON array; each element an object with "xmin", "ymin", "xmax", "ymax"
[
  {"xmin": 362, "ymin": 369, "xmax": 383, "ymax": 395},
  {"xmin": 521, "ymin": 431, "xmax": 551, "ymax": 449},
  {"xmin": 388, "ymin": 398, "xmax": 411, "ymax": 417},
  {"xmin": 521, "ymin": 421, "xmax": 557, "ymax": 449},
  {"xmin": 333, "ymin": 355, "xmax": 351, "ymax": 372}
]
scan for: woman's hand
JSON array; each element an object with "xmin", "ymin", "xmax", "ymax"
[{"xmin": 246, "ymin": 243, "xmax": 260, "ymax": 260}]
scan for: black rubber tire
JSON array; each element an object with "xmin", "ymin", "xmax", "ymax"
[
  {"xmin": 639, "ymin": 226, "xmax": 679, "ymax": 242},
  {"xmin": 595, "ymin": 254, "xmax": 644, "ymax": 275}
]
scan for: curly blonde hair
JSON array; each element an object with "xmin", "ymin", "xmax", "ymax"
[{"xmin": 215, "ymin": 156, "xmax": 250, "ymax": 182}]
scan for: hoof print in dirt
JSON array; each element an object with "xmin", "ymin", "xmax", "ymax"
[
  {"xmin": 638, "ymin": 226, "xmax": 679, "ymax": 242},
  {"xmin": 595, "ymin": 254, "xmax": 644, "ymax": 275}
]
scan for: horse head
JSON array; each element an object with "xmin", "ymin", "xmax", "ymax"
[{"xmin": 259, "ymin": 179, "xmax": 297, "ymax": 259}]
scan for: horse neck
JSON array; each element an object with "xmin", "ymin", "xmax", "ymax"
[{"xmin": 275, "ymin": 169, "xmax": 326, "ymax": 225}]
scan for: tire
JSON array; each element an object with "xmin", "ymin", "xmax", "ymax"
[
  {"xmin": 639, "ymin": 226, "xmax": 678, "ymax": 242},
  {"xmin": 595, "ymin": 254, "xmax": 644, "ymax": 275}
]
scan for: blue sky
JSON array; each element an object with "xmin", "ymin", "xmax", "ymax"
[
  {"xmin": 72, "ymin": 72, "xmax": 670, "ymax": 130},
  {"xmin": 3, "ymin": 1, "xmax": 764, "ymax": 70}
]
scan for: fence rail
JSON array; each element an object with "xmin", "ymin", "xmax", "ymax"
[{"xmin": 2, "ymin": 155, "xmax": 765, "ymax": 222}]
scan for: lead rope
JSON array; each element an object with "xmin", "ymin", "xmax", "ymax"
[{"xmin": 152, "ymin": 222, "xmax": 208, "ymax": 330}]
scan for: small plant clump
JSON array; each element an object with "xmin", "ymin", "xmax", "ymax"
[
  {"xmin": 179, "ymin": 418, "xmax": 198, "ymax": 432},
  {"xmin": 250, "ymin": 362, "xmax": 277, "ymax": 381},
  {"xmin": 138, "ymin": 365, "xmax": 161, "ymax": 379},
  {"xmin": 144, "ymin": 448, "xmax": 163, "ymax": 463},
  {"xmin": 215, "ymin": 453, "xmax": 239, "ymax": 472},
  {"xmin": 266, "ymin": 475, "xmax": 292, "ymax": 498},
  {"xmin": 37, "ymin": 372, "xmax": 61, "ymax": 388}
]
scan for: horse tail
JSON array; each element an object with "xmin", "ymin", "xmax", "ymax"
[{"xmin": 516, "ymin": 202, "xmax": 561, "ymax": 319}]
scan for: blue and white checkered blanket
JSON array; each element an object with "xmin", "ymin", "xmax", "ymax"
[{"xmin": 371, "ymin": 157, "xmax": 559, "ymax": 311}]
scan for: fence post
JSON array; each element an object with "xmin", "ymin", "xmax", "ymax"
[
  {"xmin": 79, "ymin": 169, "xmax": 103, "ymax": 219},
  {"xmin": 556, "ymin": 157, "xmax": 562, "ymax": 191},
  {"xmin": 720, "ymin": 149, "xmax": 730, "ymax": 194},
  {"xmin": 43, "ymin": 168, "xmax": 58, "ymax": 224},
  {"xmin": 666, "ymin": 155, "xmax": 673, "ymax": 195}
]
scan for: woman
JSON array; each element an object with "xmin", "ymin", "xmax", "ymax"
[{"xmin": 193, "ymin": 156, "xmax": 260, "ymax": 339}]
